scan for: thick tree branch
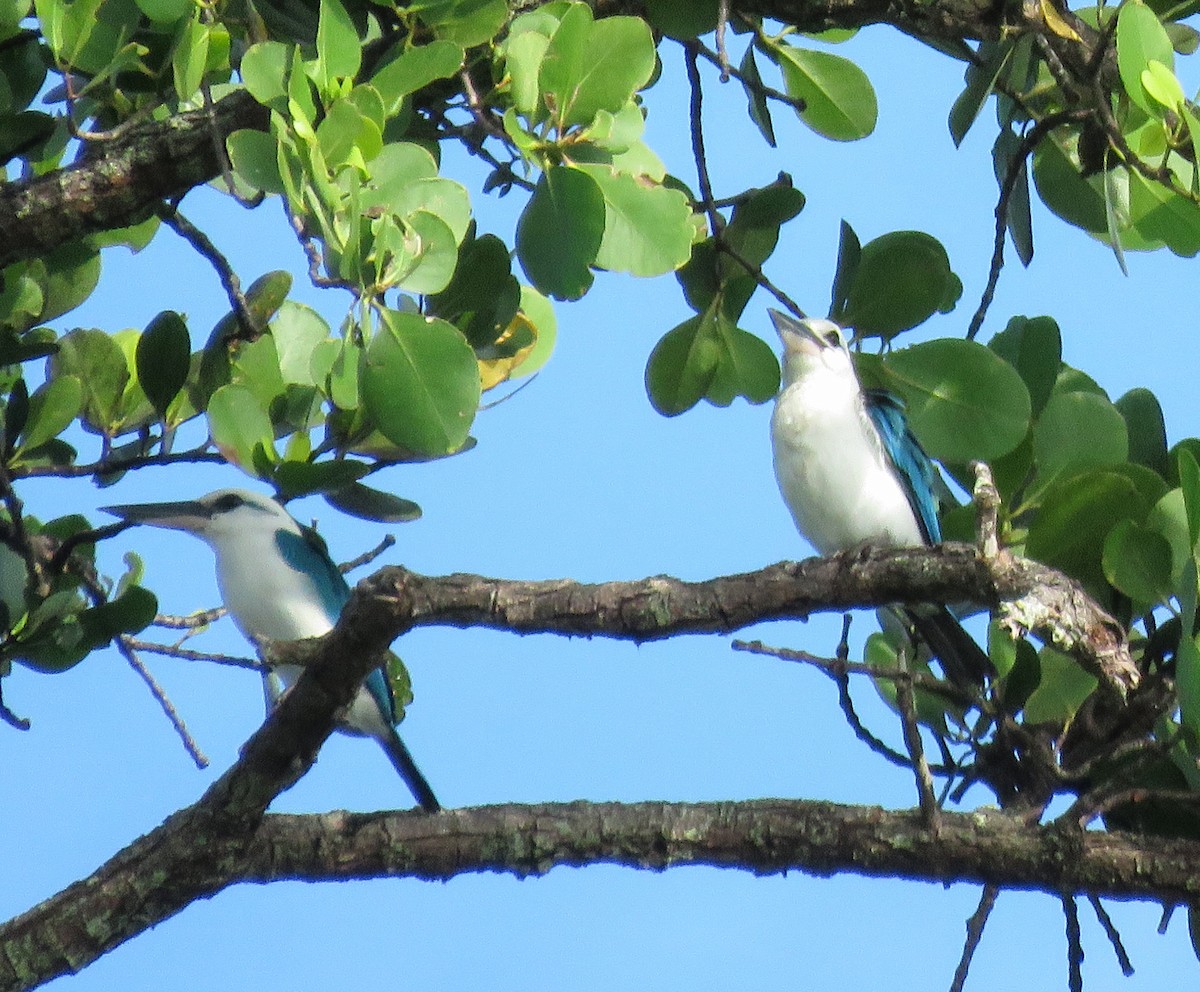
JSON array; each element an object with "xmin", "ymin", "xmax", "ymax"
[
  {"xmin": 0, "ymin": 94, "xmax": 268, "ymax": 269},
  {"xmin": 0, "ymin": 0, "xmax": 1120, "ymax": 269},
  {"xmin": 318, "ymin": 544, "xmax": 1137, "ymax": 696},
  {"xmin": 0, "ymin": 544, "xmax": 1154, "ymax": 989}
]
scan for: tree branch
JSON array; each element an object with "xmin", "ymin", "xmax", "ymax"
[{"xmin": 0, "ymin": 544, "xmax": 1157, "ymax": 990}]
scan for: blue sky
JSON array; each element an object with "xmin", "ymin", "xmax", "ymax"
[{"xmin": 4, "ymin": 22, "xmax": 1199, "ymax": 991}]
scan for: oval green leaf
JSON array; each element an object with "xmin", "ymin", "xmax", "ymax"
[
  {"xmin": 775, "ymin": 44, "xmax": 877, "ymax": 141},
  {"xmin": 136, "ymin": 310, "xmax": 191, "ymax": 415},
  {"xmin": 362, "ymin": 309, "xmax": 480, "ymax": 456},
  {"xmin": 516, "ymin": 165, "xmax": 604, "ymax": 301},
  {"xmin": 882, "ymin": 339, "xmax": 1031, "ymax": 462}
]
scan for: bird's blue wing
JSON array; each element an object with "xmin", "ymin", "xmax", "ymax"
[
  {"xmin": 274, "ymin": 527, "xmax": 399, "ymax": 727},
  {"xmin": 274, "ymin": 526, "xmax": 352, "ymax": 613},
  {"xmin": 864, "ymin": 389, "xmax": 942, "ymax": 543}
]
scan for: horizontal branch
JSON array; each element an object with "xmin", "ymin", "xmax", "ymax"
[
  {"xmin": 0, "ymin": 94, "xmax": 267, "ymax": 269},
  {"xmin": 0, "ymin": 0, "xmax": 1114, "ymax": 267},
  {"xmin": 246, "ymin": 800, "xmax": 1200, "ymax": 904},
  {"xmin": 0, "ymin": 546, "xmax": 1142, "ymax": 990},
  {"xmin": 329, "ymin": 543, "xmax": 1138, "ymax": 696}
]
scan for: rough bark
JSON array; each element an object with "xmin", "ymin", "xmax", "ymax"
[{"xmin": 0, "ymin": 548, "xmax": 1156, "ymax": 991}]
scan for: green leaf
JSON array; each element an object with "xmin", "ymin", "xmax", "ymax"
[
  {"xmin": 1117, "ymin": 0, "xmax": 1175, "ymax": 116},
  {"xmin": 413, "ymin": 0, "xmax": 507, "ymax": 47},
  {"xmin": 371, "ymin": 39, "xmax": 464, "ymax": 115},
  {"xmin": 135, "ymin": 0, "xmax": 188, "ymax": 21},
  {"xmin": 573, "ymin": 165, "xmax": 694, "ymax": 277},
  {"xmin": 1179, "ymin": 631, "xmax": 1200, "ymax": 737},
  {"xmin": 739, "ymin": 45, "xmax": 776, "ymax": 147},
  {"xmin": 14, "ymin": 374, "xmax": 81, "ymax": 456},
  {"xmin": 272, "ymin": 459, "xmax": 368, "ymax": 499},
  {"xmin": 172, "ymin": 14, "xmax": 208, "ymax": 101},
  {"xmin": 136, "ymin": 311, "xmax": 191, "ymax": 416},
  {"xmin": 226, "ymin": 128, "xmax": 285, "ymax": 194},
  {"xmin": 324, "ymin": 480, "xmax": 423, "ymax": 522},
  {"xmin": 840, "ymin": 231, "xmax": 961, "ymax": 338},
  {"xmin": 1025, "ymin": 469, "xmax": 1149, "ymax": 601},
  {"xmin": 48, "ymin": 328, "xmax": 128, "ymax": 435},
  {"xmin": 538, "ymin": 7, "xmax": 655, "ymax": 130},
  {"xmin": 1032, "ymin": 391, "xmax": 1129, "ymax": 483},
  {"xmin": 1177, "ymin": 446, "xmax": 1200, "ymax": 546},
  {"xmin": 645, "ymin": 313, "xmax": 720, "ymax": 417},
  {"xmin": 1102, "ymin": 518, "xmax": 1174, "ymax": 606},
  {"xmin": 316, "ymin": 0, "xmax": 360, "ymax": 91},
  {"xmin": 270, "ymin": 301, "xmax": 331, "ymax": 386},
  {"xmin": 882, "ymin": 339, "xmax": 1031, "ymax": 462},
  {"xmin": 993, "ymin": 127, "xmax": 1034, "ymax": 266},
  {"xmin": 1115, "ymin": 387, "xmax": 1169, "ymax": 478},
  {"xmin": 516, "ymin": 165, "xmax": 604, "ymax": 300},
  {"xmin": 643, "ymin": 0, "xmax": 720, "ymax": 39},
  {"xmin": 948, "ymin": 39, "xmax": 1011, "ymax": 147},
  {"xmin": 645, "ymin": 308, "xmax": 779, "ymax": 417},
  {"xmin": 241, "ymin": 40, "xmax": 290, "ymax": 108},
  {"xmin": 1129, "ymin": 168, "xmax": 1200, "ymax": 257},
  {"xmin": 1022, "ymin": 647, "xmax": 1097, "ymax": 725},
  {"xmin": 38, "ymin": 242, "xmax": 100, "ymax": 323},
  {"xmin": 774, "ymin": 43, "xmax": 877, "ymax": 141},
  {"xmin": 829, "ymin": 219, "xmax": 861, "ymax": 321},
  {"xmin": 988, "ymin": 315, "xmax": 1061, "ymax": 418},
  {"xmin": 361, "ymin": 309, "xmax": 480, "ymax": 456},
  {"xmin": 207, "ymin": 383, "xmax": 276, "ymax": 474}
]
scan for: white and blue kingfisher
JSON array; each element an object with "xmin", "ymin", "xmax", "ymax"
[
  {"xmin": 769, "ymin": 309, "xmax": 991, "ymax": 688},
  {"xmin": 103, "ymin": 489, "xmax": 440, "ymax": 811}
]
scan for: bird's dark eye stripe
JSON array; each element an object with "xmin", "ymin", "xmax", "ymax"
[
  {"xmin": 212, "ymin": 493, "xmax": 245, "ymax": 512},
  {"xmin": 824, "ymin": 331, "xmax": 840, "ymax": 345}
]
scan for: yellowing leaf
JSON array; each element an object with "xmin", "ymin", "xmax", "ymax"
[
  {"xmin": 478, "ymin": 312, "xmax": 538, "ymax": 390},
  {"xmin": 1040, "ymin": 0, "xmax": 1082, "ymax": 42}
]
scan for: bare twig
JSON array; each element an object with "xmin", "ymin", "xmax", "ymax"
[
  {"xmin": 690, "ymin": 40, "xmax": 806, "ymax": 112},
  {"xmin": 895, "ymin": 642, "xmax": 941, "ymax": 832},
  {"xmin": 124, "ymin": 636, "xmax": 263, "ymax": 673},
  {"xmin": 158, "ymin": 204, "xmax": 258, "ymax": 340},
  {"xmin": 117, "ymin": 636, "xmax": 209, "ymax": 768},
  {"xmin": 152, "ymin": 607, "xmax": 227, "ymax": 629},
  {"xmin": 1062, "ymin": 894, "xmax": 1084, "ymax": 992},
  {"xmin": 967, "ymin": 113, "xmax": 1079, "ymax": 339},
  {"xmin": 715, "ymin": 0, "xmax": 732, "ymax": 80},
  {"xmin": 1088, "ymin": 895, "xmax": 1134, "ymax": 977},
  {"xmin": 339, "ymin": 534, "xmax": 396, "ymax": 575},
  {"xmin": 950, "ymin": 884, "xmax": 999, "ymax": 992}
]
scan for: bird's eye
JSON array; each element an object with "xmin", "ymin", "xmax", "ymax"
[
  {"xmin": 213, "ymin": 493, "xmax": 244, "ymax": 512},
  {"xmin": 824, "ymin": 330, "xmax": 841, "ymax": 346}
]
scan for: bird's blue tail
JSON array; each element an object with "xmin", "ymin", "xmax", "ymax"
[{"xmin": 904, "ymin": 606, "xmax": 993, "ymax": 690}]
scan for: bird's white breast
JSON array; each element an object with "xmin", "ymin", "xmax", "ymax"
[{"xmin": 771, "ymin": 365, "xmax": 925, "ymax": 554}]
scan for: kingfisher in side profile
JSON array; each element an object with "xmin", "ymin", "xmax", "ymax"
[
  {"xmin": 769, "ymin": 309, "xmax": 991, "ymax": 688},
  {"xmin": 103, "ymin": 489, "xmax": 440, "ymax": 811}
]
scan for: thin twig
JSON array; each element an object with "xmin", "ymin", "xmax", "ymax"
[
  {"xmin": 690, "ymin": 40, "xmax": 807, "ymax": 112},
  {"xmin": 949, "ymin": 885, "xmax": 998, "ymax": 992},
  {"xmin": 685, "ymin": 46, "xmax": 723, "ymax": 242},
  {"xmin": 1062, "ymin": 894, "xmax": 1084, "ymax": 992},
  {"xmin": 715, "ymin": 0, "xmax": 732, "ymax": 81},
  {"xmin": 158, "ymin": 204, "xmax": 258, "ymax": 341},
  {"xmin": 0, "ymin": 682, "xmax": 30, "ymax": 730},
  {"xmin": 339, "ymin": 534, "xmax": 396, "ymax": 575},
  {"xmin": 967, "ymin": 113, "xmax": 1077, "ymax": 339},
  {"xmin": 124, "ymin": 637, "xmax": 262, "ymax": 672},
  {"xmin": 1088, "ymin": 895, "xmax": 1134, "ymax": 977},
  {"xmin": 895, "ymin": 643, "xmax": 941, "ymax": 832},
  {"xmin": 734, "ymin": 639, "xmax": 974, "ymax": 702},
  {"xmin": 16, "ymin": 446, "xmax": 224, "ymax": 479},
  {"xmin": 152, "ymin": 607, "xmax": 227, "ymax": 630},
  {"xmin": 117, "ymin": 636, "xmax": 210, "ymax": 768}
]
